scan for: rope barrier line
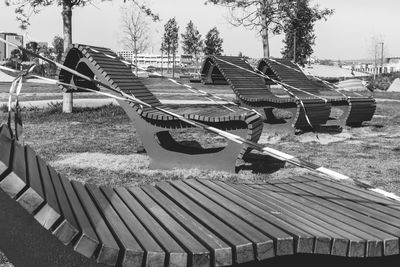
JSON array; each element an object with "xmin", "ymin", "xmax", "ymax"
[
  {"xmin": 1, "ymin": 39, "xmax": 399, "ymax": 202},
  {"xmin": 86, "ymin": 47, "xmax": 257, "ymax": 114},
  {"xmin": 0, "ymin": 65, "xmax": 20, "ymax": 74},
  {"xmin": 8, "ymin": 69, "xmax": 400, "ymax": 202}
]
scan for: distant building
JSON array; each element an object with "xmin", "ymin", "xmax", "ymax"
[
  {"xmin": 353, "ymin": 57, "xmax": 400, "ymax": 74},
  {"xmin": 0, "ymin": 32, "xmax": 24, "ymax": 60},
  {"xmin": 117, "ymin": 50, "xmax": 193, "ymax": 68},
  {"xmin": 384, "ymin": 57, "xmax": 400, "ymax": 73}
]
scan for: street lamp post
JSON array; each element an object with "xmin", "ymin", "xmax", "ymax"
[
  {"xmin": 380, "ymin": 42, "xmax": 384, "ymax": 74},
  {"xmin": 374, "ymin": 42, "xmax": 384, "ymax": 80},
  {"xmin": 374, "ymin": 44, "xmax": 377, "ymax": 80}
]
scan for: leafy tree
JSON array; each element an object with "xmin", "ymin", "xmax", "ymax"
[
  {"xmin": 26, "ymin": 41, "xmax": 39, "ymax": 54},
  {"xmin": 181, "ymin": 21, "xmax": 203, "ymax": 70},
  {"xmin": 5, "ymin": 0, "xmax": 158, "ymax": 112},
  {"xmin": 281, "ymin": 0, "xmax": 333, "ymax": 65},
  {"xmin": 203, "ymin": 27, "xmax": 223, "ymax": 56},
  {"xmin": 161, "ymin": 17, "xmax": 179, "ymax": 77},
  {"xmin": 9, "ymin": 49, "xmax": 27, "ymax": 69},
  {"xmin": 205, "ymin": 0, "xmax": 333, "ymax": 58},
  {"xmin": 52, "ymin": 36, "xmax": 64, "ymax": 63},
  {"xmin": 25, "ymin": 41, "xmax": 40, "ymax": 63}
]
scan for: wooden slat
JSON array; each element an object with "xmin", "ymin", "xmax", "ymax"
[
  {"xmin": 86, "ymin": 184, "xmax": 144, "ymax": 266},
  {"xmin": 242, "ymin": 182, "xmax": 370, "ymax": 257},
  {"xmin": 185, "ymin": 180, "xmax": 295, "ymax": 256},
  {"xmin": 257, "ymin": 182, "xmax": 398, "ymax": 257},
  {"xmin": 222, "ymin": 181, "xmax": 363, "ymax": 257},
  {"xmin": 0, "ymin": 141, "xmax": 27, "ymax": 199},
  {"xmin": 290, "ymin": 176, "xmax": 400, "ymax": 224},
  {"xmin": 58, "ymin": 175, "xmax": 99, "ymax": 258},
  {"xmin": 198, "ymin": 180, "xmax": 328, "ymax": 254},
  {"xmin": 0, "ymin": 126, "xmax": 12, "ymax": 177},
  {"xmin": 156, "ymin": 182, "xmax": 255, "ymax": 264},
  {"xmin": 34, "ymin": 157, "xmax": 62, "ymax": 230},
  {"xmin": 72, "ymin": 181, "xmax": 120, "ymax": 266},
  {"xmin": 170, "ymin": 180, "xmax": 275, "ymax": 261},
  {"xmin": 129, "ymin": 186, "xmax": 210, "ymax": 267},
  {"xmin": 302, "ymin": 174, "xmax": 400, "ymax": 208},
  {"xmin": 100, "ymin": 186, "xmax": 166, "ymax": 267},
  {"xmin": 47, "ymin": 166, "xmax": 79, "ymax": 245},
  {"xmin": 16, "ymin": 146, "xmax": 45, "ymax": 214},
  {"xmin": 287, "ymin": 176, "xmax": 400, "ymax": 256},
  {"xmin": 142, "ymin": 184, "xmax": 232, "ymax": 267},
  {"xmin": 299, "ymin": 176, "xmax": 400, "ymax": 220},
  {"xmin": 114, "ymin": 187, "xmax": 187, "ymax": 267}
]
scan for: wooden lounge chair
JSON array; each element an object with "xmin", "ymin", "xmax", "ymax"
[
  {"xmin": 257, "ymin": 58, "xmax": 376, "ymax": 127},
  {"xmin": 58, "ymin": 44, "xmax": 263, "ymax": 173},
  {"xmin": 1, "ymin": 125, "xmax": 400, "ymax": 267},
  {"xmin": 201, "ymin": 56, "xmax": 332, "ymax": 133}
]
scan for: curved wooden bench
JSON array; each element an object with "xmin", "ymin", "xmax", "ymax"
[
  {"xmin": 201, "ymin": 56, "xmax": 332, "ymax": 133},
  {"xmin": 58, "ymin": 44, "xmax": 263, "ymax": 173},
  {"xmin": 1, "ymin": 126, "xmax": 400, "ymax": 266},
  {"xmin": 257, "ymin": 58, "xmax": 376, "ymax": 127}
]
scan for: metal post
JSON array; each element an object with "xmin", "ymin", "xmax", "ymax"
[
  {"xmin": 374, "ymin": 44, "xmax": 377, "ymax": 80},
  {"xmin": 293, "ymin": 30, "xmax": 296, "ymax": 62},
  {"xmin": 380, "ymin": 42, "xmax": 384, "ymax": 74}
]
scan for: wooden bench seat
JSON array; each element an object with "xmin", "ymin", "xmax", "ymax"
[
  {"xmin": 1, "ymin": 126, "xmax": 400, "ymax": 266},
  {"xmin": 257, "ymin": 58, "xmax": 377, "ymax": 127},
  {"xmin": 201, "ymin": 56, "xmax": 332, "ymax": 133},
  {"xmin": 58, "ymin": 44, "xmax": 264, "ymax": 173}
]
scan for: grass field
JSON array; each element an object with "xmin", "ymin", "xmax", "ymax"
[{"xmin": 1, "ymin": 80, "xmax": 400, "ymax": 266}]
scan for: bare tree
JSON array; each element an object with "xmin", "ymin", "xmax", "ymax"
[{"xmin": 121, "ymin": 4, "xmax": 151, "ymax": 75}]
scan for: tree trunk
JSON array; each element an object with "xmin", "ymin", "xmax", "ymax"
[
  {"xmin": 260, "ymin": 5, "xmax": 270, "ymax": 58},
  {"xmin": 293, "ymin": 30, "xmax": 297, "ymax": 62},
  {"xmin": 172, "ymin": 53, "xmax": 175, "ymax": 78},
  {"xmin": 134, "ymin": 39, "xmax": 138, "ymax": 76},
  {"xmin": 62, "ymin": 1, "xmax": 73, "ymax": 113}
]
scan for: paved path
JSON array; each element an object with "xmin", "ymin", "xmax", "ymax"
[
  {"xmin": 375, "ymin": 98, "xmax": 400, "ymax": 103},
  {"xmin": 1, "ymin": 98, "xmax": 231, "ymax": 109},
  {"xmin": 1, "ymin": 97, "xmax": 399, "ymax": 110}
]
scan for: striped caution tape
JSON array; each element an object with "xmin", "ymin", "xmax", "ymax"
[
  {"xmin": 20, "ymin": 70, "xmax": 400, "ymax": 202},
  {"xmin": 1, "ymin": 38, "xmax": 399, "ymax": 202}
]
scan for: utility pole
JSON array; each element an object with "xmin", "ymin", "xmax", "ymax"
[
  {"xmin": 293, "ymin": 30, "xmax": 296, "ymax": 62},
  {"xmin": 374, "ymin": 43, "xmax": 377, "ymax": 80},
  {"xmin": 380, "ymin": 42, "xmax": 384, "ymax": 74},
  {"xmin": 293, "ymin": 0, "xmax": 300, "ymax": 62}
]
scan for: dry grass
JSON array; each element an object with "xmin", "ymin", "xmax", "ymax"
[
  {"xmin": 0, "ymin": 101, "xmax": 398, "ymax": 192},
  {"xmin": 1, "ymin": 81, "xmax": 400, "ymax": 266}
]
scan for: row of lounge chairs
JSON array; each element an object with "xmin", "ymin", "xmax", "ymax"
[
  {"xmin": 57, "ymin": 44, "xmax": 377, "ymax": 174},
  {"xmin": 201, "ymin": 56, "xmax": 376, "ymax": 132}
]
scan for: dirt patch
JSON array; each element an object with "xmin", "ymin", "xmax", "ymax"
[{"xmin": 298, "ymin": 131, "xmax": 354, "ymax": 145}]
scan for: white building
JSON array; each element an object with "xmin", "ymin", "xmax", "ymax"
[
  {"xmin": 353, "ymin": 57, "xmax": 400, "ymax": 74},
  {"xmin": 118, "ymin": 50, "xmax": 193, "ymax": 68},
  {"xmin": 0, "ymin": 32, "xmax": 24, "ymax": 61}
]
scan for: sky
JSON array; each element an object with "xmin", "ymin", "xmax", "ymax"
[{"xmin": 0, "ymin": 0, "xmax": 399, "ymax": 60}]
